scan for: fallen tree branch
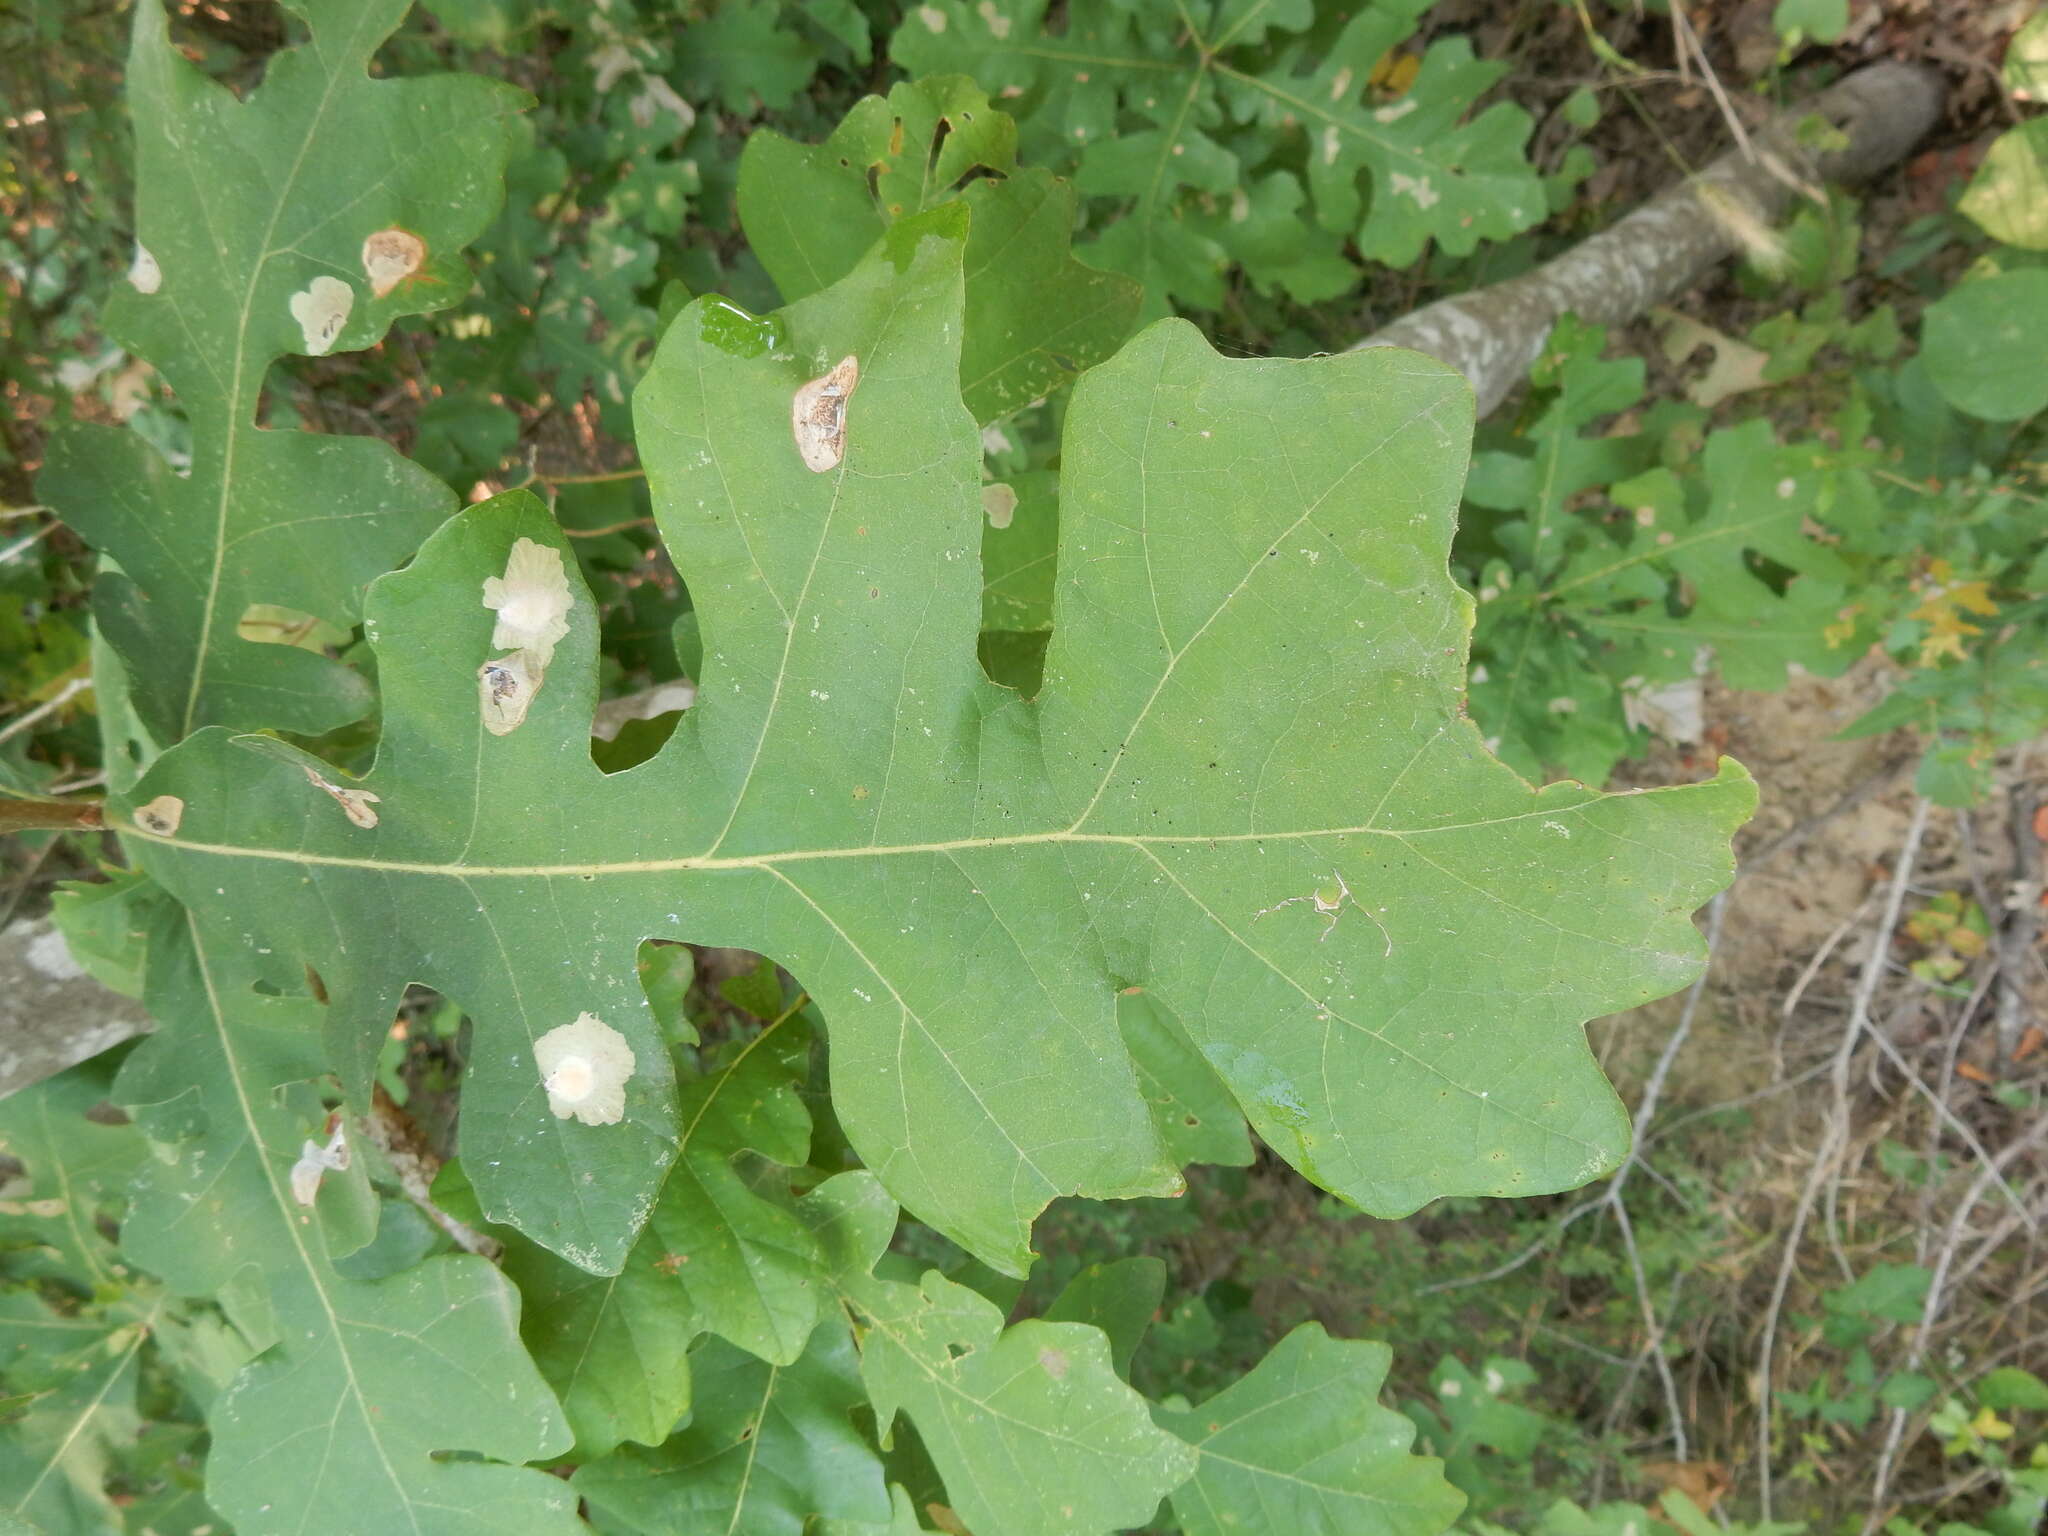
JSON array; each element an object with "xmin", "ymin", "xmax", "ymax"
[{"xmin": 1352, "ymin": 61, "xmax": 1945, "ymax": 418}]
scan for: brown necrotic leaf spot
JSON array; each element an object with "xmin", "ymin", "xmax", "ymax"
[
  {"xmin": 362, "ymin": 228, "xmax": 427, "ymax": 299},
  {"xmin": 791, "ymin": 354, "xmax": 859, "ymax": 473}
]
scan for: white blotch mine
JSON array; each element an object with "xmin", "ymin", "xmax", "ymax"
[
  {"xmin": 361, "ymin": 229, "xmax": 427, "ymax": 299},
  {"xmin": 478, "ymin": 538, "xmax": 574, "ymax": 736},
  {"xmin": 918, "ymin": 3, "xmax": 946, "ymax": 30},
  {"xmin": 289, "ymin": 275, "xmax": 353, "ymax": 356},
  {"xmin": 135, "ymin": 795, "xmax": 184, "ymax": 835},
  {"xmin": 977, "ymin": 0, "xmax": 1010, "ymax": 37},
  {"xmin": 981, "ymin": 482, "xmax": 1018, "ymax": 530},
  {"xmin": 1389, "ymin": 171, "xmax": 1440, "ymax": 209},
  {"xmin": 478, "ymin": 650, "xmax": 541, "ymax": 737},
  {"xmin": 289, "ymin": 1124, "xmax": 349, "ymax": 1207},
  {"xmin": 588, "ymin": 41, "xmax": 635, "ymax": 92},
  {"xmin": 483, "ymin": 538, "xmax": 574, "ymax": 657},
  {"xmin": 1373, "ymin": 98, "xmax": 1418, "ymax": 124},
  {"xmin": 535, "ymin": 1013, "xmax": 636, "ymax": 1126},
  {"xmin": 792, "ymin": 354, "xmax": 860, "ymax": 473},
  {"xmin": 630, "ymin": 75, "xmax": 696, "ymax": 133},
  {"xmin": 300, "ymin": 764, "xmax": 381, "ymax": 828},
  {"xmin": 128, "ymin": 244, "xmax": 162, "ymax": 294}
]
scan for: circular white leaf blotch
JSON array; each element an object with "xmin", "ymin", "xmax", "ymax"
[
  {"xmin": 361, "ymin": 228, "xmax": 426, "ymax": 299},
  {"xmin": 289, "ymin": 275, "xmax": 354, "ymax": 356},
  {"xmin": 129, "ymin": 244, "xmax": 162, "ymax": 294},
  {"xmin": 482, "ymin": 537, "xmax": 573, "ymax": 660},
  {"xmin": 535, "ymin": 1012, "xmax": 636, "ymax": 1126}
]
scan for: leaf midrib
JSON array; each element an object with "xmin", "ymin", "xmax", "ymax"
[
  {"xmin": 185, "ymin": 912, "xmax": 424, "ymax": 1531},
  {"xmin": 180, "ymin": 5, "xmax": 377, "ymax": 738},
  {"xmin": 121, "ymin": 796, "xmax": 1620, "ymax": 880}
]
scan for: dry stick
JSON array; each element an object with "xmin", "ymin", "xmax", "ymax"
[
  {"xmin": 1755, "ymin": 796, "xmax": 1933, "ymax": 1522},
  {"xmin": 1670, "ymin": 0, "xmax": 1756, "ymax": 165},
  {"xmin": 1990, "ymin": 769, "xmax": 2044, "ymax": 1061},
  {"xmin": 1601, "ymin": 891, "xmax": 1728, "ymax": 1462},
  {"xmin": 1857, "ymin": 1002, "xmax": 2032, "ymax": 1227},
  {"xmin": 1863, "ymin": 1111, "xmax": 2048, "ymax": 1533},
  {"xmin": 1350, "ymin": 62, "xmax": 1944, "ymax": 419},
  {"xmin": 0, "ymin": 675, "xmax": 91, "ymax": 750},
  {"xmin": 1775, "ymin": 893, "xmax": 1879, "ymax": 1076}
]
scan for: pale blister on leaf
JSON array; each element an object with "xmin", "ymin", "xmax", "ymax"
[
  {"xmin": 362, "ymin": 227, "xmax": 428, "ymax": 298},
  {"xmin": 115, "ymin": 224, "xmax": 1753, "ymax": 1279},
  {"xmin": 289, "ymin": 1122, "xmax": 351, "ymax": 1206},
  {"xmin": 133, "ymin": 795, "xmax": 183, "ymax": 835},
  {"xmin": 792, "ymin": 354, "xmax": 861, "ymax": 472},
  {"xmin": 535, "ymin": 1012, "xmax": 637, "ymax": 1126},
  {"xmin": 288, "ymin": 275, "xmax": 354, "ymax": 356}
]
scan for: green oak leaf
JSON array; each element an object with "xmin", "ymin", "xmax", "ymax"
[
  {"xmin": 800, "ymin": 1173, "xmax": 1196, "ymax": 1536},
  {"xmin": 39, "ymin": 0, "xmax": 525, "ymax": 745},
  {"xmin": 109, "ymin": 220, "xmax": 1750, "ymax": 1281},
  {"xmin": 425, "ymin": 1153, "xmax": 699, "ymax": 1460},
  {"xmin": 1572, "ymin": 426, "xmax": 1857, "ymax": 693},
  {"xmin": 672, "ymin": 0, "xmax": 824, "ymax": 113},
  {"xmin": 1158, "ymin": 1323, "xmax": 1465, "ymax": 1536},
  {"xmin": 1463, "ymin": 319, "xmax": 1857, "ymax": 782},
  {"xmin": 1193, "ymin": 171, "xmax": 1368, "ymax": 307},
  {"xmin": 574, "ymin": 1325, "xmax": 892, "ymax": 1534},
  {"xmin": 497, "ymin": 1216, "xmax": 701, "ymax": 1459},
  {"xmin": 638, "ymin": 1014, "xmax": 825, "ymax": 1363},
  {"xmin": 1223, "ymin": 9, "xmax": 1544, "ymax": 268},
  {"xmin": 1043, "ymin": 1256, "xmax": 1168, "ymax": 1378},
  {"xmin": 0, "ymin": 1058, "xmax": 162, "ymax": 1535},
  {"xmin": 738, "ymin": 77, "xmax": 1139, "ymax": 420},
  {"xmin": 979, "ymin": 467, "xmax": 1060, "ymax": 636},
  {"xmin": 112, "ymin": 908, "xmax": 581, "ymax": 1535},
  {"xmin": 1116, "ymin": 989, "xmax": 1254, "ymax": 1169},
  {"xmin": 896, "ymin": 0, "xmax": 1543, "ymax": 311},
  {"xmin": 0, "ymin": 1053, "xmax": 145, "ymax": 1287}
]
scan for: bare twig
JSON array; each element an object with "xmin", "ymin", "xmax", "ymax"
[
  {"xmin": 1757, "ymin": 797, "xmax": 1933, "ymax": 1522},
  {"xmin": 0, "ymin": 676, "xmax": 91, "ymax": 748},
  {"xmin": 0, "ymin": 520, "xmax": 59, "ymax": 566},
  {"xmin": 1864, "ymin": 1112, "xmax": 2048, "ymax": 1532},
  {"xmin": 1669, "ymin": 2, "xmax": 1758, "ymax": 165},
  {"xmin": 1351, "ymin": 63, "xmax": 1943, "ymax": 417}
]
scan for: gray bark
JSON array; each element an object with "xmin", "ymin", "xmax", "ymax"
[
  {"xmin": 0, "ymin": 918, "xmax": 151, "ymax": 1100},
  {"xmin": 1352, "ymin": 61, "xmax": 1946, "ymax": 418}
]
